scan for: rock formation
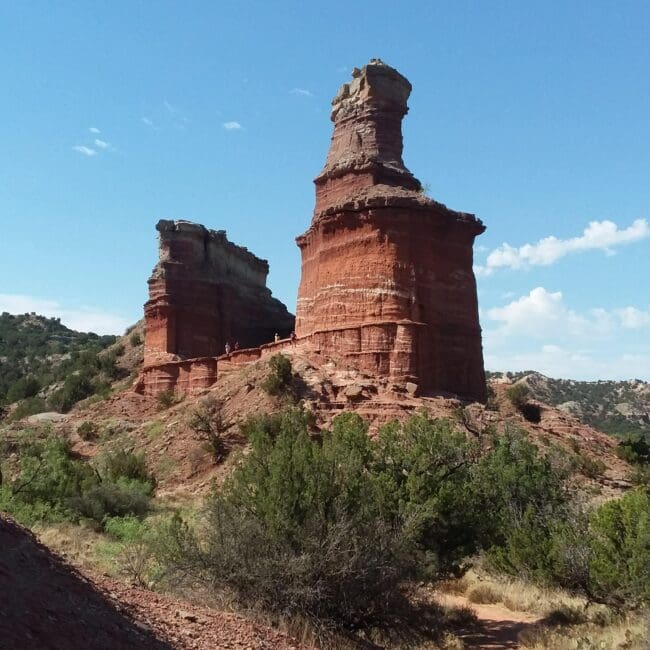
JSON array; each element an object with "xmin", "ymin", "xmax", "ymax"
[
  {"xmin": 138, "ymin": 220, "xmax": 294, "ymax": 395},
  {"xmin": 295, "ymin": 59, "xmax": 487, "ymax": 402}
]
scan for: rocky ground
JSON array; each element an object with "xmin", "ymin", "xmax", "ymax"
[{"xmin": 0, "ymin": 514, "xmax": 303, "ymax": 650}]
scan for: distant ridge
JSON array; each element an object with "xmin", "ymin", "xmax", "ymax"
[{"xmin": 488, "ymin": 370, "xmax": 650, "ymax": 439}]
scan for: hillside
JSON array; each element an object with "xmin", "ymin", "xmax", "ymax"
[
  {"xmin": 0, "ymin": 313, "xmax": 143, "ymax": 420},
  {"xmin": 488, "ymin": 371, "xmax": 650, "ymax": 440}
]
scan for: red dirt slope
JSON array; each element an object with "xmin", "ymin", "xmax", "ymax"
[{"xmin": 0, "ymin": 514, "xmax": 303, "ymax": 650}]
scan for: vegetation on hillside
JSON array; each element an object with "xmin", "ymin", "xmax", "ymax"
[
  {"xmin": 488, "ymin": 370, "xmax": 650, "ymax": 439},
  {"xmin": 0, "ymin": 313, "xmax": 124, "ymax": 417},
  {"xmin": 154, "ymin": 408, "xmax": 650, "ymax": 635},
  {"xmin": 0, "ymin": 429, "xmax": 155, "ymax": 529},
  {"xmin": 2, "ymin": 403, "xmax": 649, "ymax": 645}
]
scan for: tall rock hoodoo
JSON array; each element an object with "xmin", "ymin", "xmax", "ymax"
[
  {"xmin": 138, "ymin": 220, "xmax": 294, "ymax": 395},
  {"xmin": 295, "ymin": 60, "xmax": 487, "ymax": 401}
]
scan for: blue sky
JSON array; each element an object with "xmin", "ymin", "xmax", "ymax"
[{"xmin": 1, "ymin": 1, "xmax": 648, "ymax": 380}]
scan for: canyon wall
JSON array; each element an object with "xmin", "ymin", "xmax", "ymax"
[{"xmin": 295, "ymin": 60, "xmax": 487, "ymax": 401}]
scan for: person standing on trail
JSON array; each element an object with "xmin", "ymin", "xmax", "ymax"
[
  {"xmin": 225, "ymin": 342, "xmax": 231, "ymax": 355},
  {"xmin": 274, "ymin": 332, "xmax": 279, "ymax": 343},
  {"xmin": 234, "ymin": 341, "xmax": 240, "ymax": 350},
  {"xmin": 290, "ymin": 331, "xmax": 297, "ymax": 346}
]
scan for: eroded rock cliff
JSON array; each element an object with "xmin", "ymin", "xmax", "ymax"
[
  {"xmin": 295, "ymin": 59, "xmax": 486, "ymax": 401},
  {"xmin": 139, "ymin": 220, "xmax": 294, "ymax": 395}
]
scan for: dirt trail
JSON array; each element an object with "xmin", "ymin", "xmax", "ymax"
[{"xmin": 440, "ymin": 594, "xmax": 543, "ymax": 649}]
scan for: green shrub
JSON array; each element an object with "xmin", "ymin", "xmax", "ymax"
[
  {"xmin": 486, "ymin": 484, "xmax": 650, "ymax": 609},
  {"xmin": 485, "ymin": 383, "xmax": 498, "ymax": 410},
  {"xmin": 129, "ymin": 332, "xmax": 142, "ymax": 347},
  {"xmin": 616, "ymin": 435, "xmax": 650, "ymax": 465},
  {"xmin": 505, "ymin": 384, "xmax": 542, "ymax": 422},
  {"xmin": 573, "ymin": 452, "xmax": 606, "ymax": 478},
  {"xmin": 589, "ymin": 489, "xmax": 650, "ymax": 607},
  {"xmin": 156, "ymin": 390, "xmax": 177, "ymax": 410},
  {"xmin": 188, "ymin": 396, "xmax": 229, "ymax": 461},
  {"xmin": 0, "ymin": 434, "xmax": 97, "ymax": 525},
  {"xmin": 101, "ymin": 515, "xmax": 161, "ymax": 587},
  {"xmin": 49, "ymin": 373, "xmax": 96, "ymax": 412},
  {"xmin": 261, "ymin": 354, "xmax": 293, "ymax": 396},
  {"xmin": 97, "ymin": 447, "xmax": 155, "ymax": 488},
  {"xmin": 9, "ymin": 396, "xmax": 48, "ymax": 421},
  {"xmin": 506, "ymin": 383, "xmax": 530, "ymax": 409},
  {"xmin": 6, "ymin": 376, "xmax": 41, "ymax": 403},
  {"xmin": 77, "ymin": 421, "xmax": 99, "ymax": 440},
  {"xmin": 159, "ymin": 408, "xmax": 416, "ymax": 628},
  {"xmin": 69, "ymin": 478, "xmax": 152, "ymax": 524},
  {"xmin": 0, "ymin": 433, "xmax": 154, "ymax": 528}
]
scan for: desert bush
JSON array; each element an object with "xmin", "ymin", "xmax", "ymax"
[
  {"xmin": 101, "ymin": 515, "xmax": 160, "ymax": 587},
  {"xmin": 589, "ymin": 489, "xmax": 650, "ymax": 607},
  {"xmin": 0, "ymin": 433, "xmax": 154, "ymax": 528},
  {"xmin": 96, "ymin": 447, "xmax": 155, "ymax": 488},
  {"xmin": 485, "ymin": 383, "xmax": 498, "ymax": 410},
  {"xmin": 77, "ymin": 420, "xmax": 99, "ymax": 440},
  {"xmin": 630, "ymin": 464, "xmax": 650, "ymax": 489},
  {"xmin": 129, "ymin": 332, "xmax": 142, "ymax": 347},
  {"xmin": 487, "ymin": 486, "xmax": 650, "ymax": 609},
  {"xmin": 6, "ymin": 376, "xmax": 41, "ymax": 403},
  {"xmin": 506, "ymin": 383, "xmax": 530, "ymax": 409},
  {"xmin": 261, "ymin": 354, "xmax": 293, "ymax": 396},
  {"xmin": 9, "ymin": 396, "xmax": 48, "ymax": 421},
  {"xmin": 49, "ymin": 373, "xmax": 96, "ymax": 412},
  {"xmin": 159, "ymin": 409, "xmax": 417, "ymax": 628},
  {"xmin": 0, "ymin": 433, "xmax": 97, "ymax": 524},
  {"xmin": 466, "ymin": 584, "xmax": 501, "ymax": 604},
  {"xmin": 188, "ymin": 396, "xmax": 229, "ymax": 461},
  {"xmin": 616, "ymin": 435, "xmax": 650, "ymax": 466},
  {"xmin": 506, "ymin": 383, "xmax": 541, "ymax": 422},
  {"xmin": 573, "ymin": 452, "xmax": 606, "ymax": 479},
  {"xmin": 69, "ymin": 478, "xmax": 152, "ymax": 524},
  {"xmin": 156, "ymin": 389, "xmax": 177, "ymax": 410}
]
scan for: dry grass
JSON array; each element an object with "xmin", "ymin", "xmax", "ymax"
[
  {"xmin": 438, "ymin": 569, "xmax": 650, "ymax": 650},
  {"xmin": 518, "ymin": 614, "xmax": 649, "ymax": 649},
  {"xmin": 34, "ymin": 521, "xmax": 107, "ymax": 571},
  {"xmin": 443, "ymin": 568, "xmax": 595, "ymax": 617},
  {"xmin": 466, "ymin": 583, "xmax": 502, "ymax": 604}
]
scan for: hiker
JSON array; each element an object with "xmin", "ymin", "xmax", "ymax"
[
  {"xmin": 290, "ymin": 331, "xmax": 297, "ymax": 346},
  {"xmin": 274, "ymin": 332, "xmax": 279, "ymax": 343},
  {"xmin": 234, "ymin": 341, "xmax": 240, "ymax": 350},
  {"xmin": 224, "ymin": 341, "xmax": 231, "ymax": 355}
]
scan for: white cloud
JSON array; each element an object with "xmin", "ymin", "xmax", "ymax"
[
  {"xmin": 476, "ymin": 219, "xmax": 650, "ymax": 276},
  {"xmin": 73, "ymin": 145, "xmax": 97, "ymax": 157},
  {"xmin": 0, "ymin": 294, "xmax": 130, "ymax": 335},
  {"xmin": 222, "ymin": 121, "xmax": 243, "ymax": 131},
  {"xmin": 94, "ymin": 139, "xmax": 109, "ymax": 149},
  {"xmin": 141, "ymin": 116, "xmax": 158, "ymax": 129},
  {"xmin": 89, "ymin": 127, "xmax": 101, "ymax": 134},
  {"xmin": 290, "ymin": 88, "xmax": 314, "ymax": 97},
  {"xmin": 163, "ymin": 100, "xmax": 177, "ymax": 114},
  {"xmin": 616, "ymin": 306, "xmax": 650, "ymax": 329},
  {"xmin": 485, "ymin": 287, "xmax": 650, "ymax": 344},
  {"xmin": 482, "ymin": 288, "xmax": 650, "ymax": 379},
  {"xmin": 484, "ymin": 345, "xmax": 650, "ymax": 381}
]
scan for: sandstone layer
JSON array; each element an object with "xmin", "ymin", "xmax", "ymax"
[
  {"xmin": 295, "ymin": 60, "xmax": 486, "ymax": 401},
  {"xmin": 139, "ymin": 220, "xmax": 294, "ymax": 395}
]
